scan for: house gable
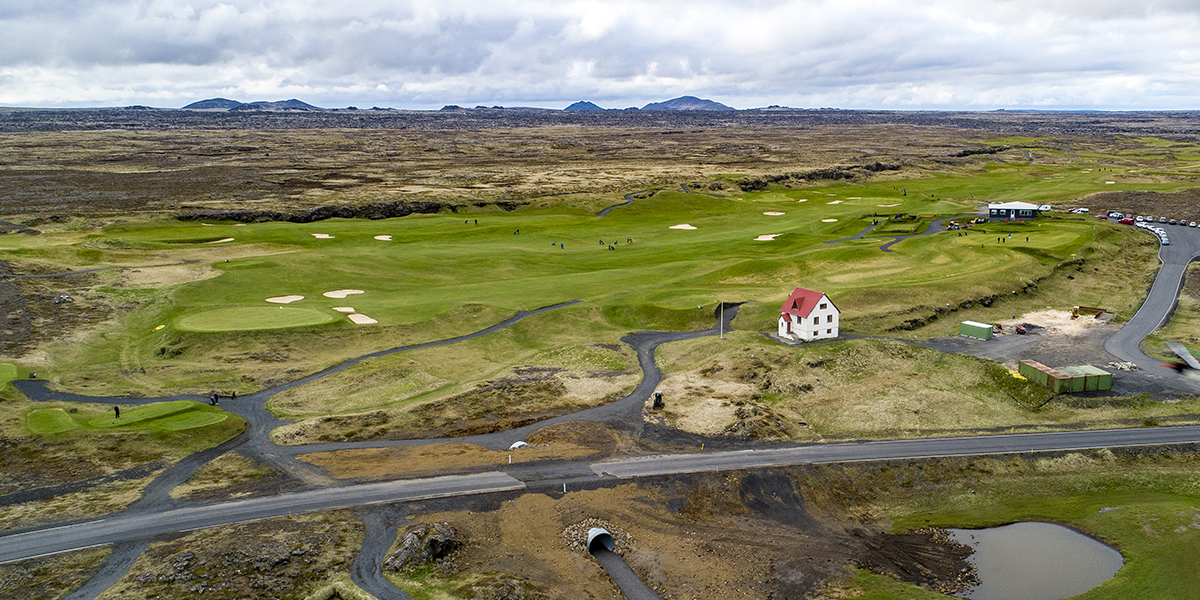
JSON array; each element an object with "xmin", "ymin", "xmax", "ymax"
[{"xmin": 779, "ymin": 287, "xmax": 829, "ymax": 318}]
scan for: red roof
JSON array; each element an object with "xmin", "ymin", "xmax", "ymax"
[{"xmin": 780, "ymin": 287, "xmax": 828, "ymax": 317}]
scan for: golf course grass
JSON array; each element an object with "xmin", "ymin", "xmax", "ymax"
[
  {"xmin": 177, "ymin": 306, "xmax": 339, "ymax": 332},
  {"xmin": 5, "ymin": 135, "xmax": 1194, "ymax": 397},
  {"xmin": 25, "ymin": 400, "xmax": 229, "ymax": 435}
]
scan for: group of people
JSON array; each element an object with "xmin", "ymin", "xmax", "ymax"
[{"xmin": 208, "ymin": 391, "xmax": 235, "ymax": 405}]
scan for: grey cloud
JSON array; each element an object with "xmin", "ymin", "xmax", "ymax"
[{"xmin": 1, "ymin": 0, "xmax": 1199, "ymax": 109}]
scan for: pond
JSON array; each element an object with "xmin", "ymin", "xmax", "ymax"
[{"xmin": 948, "ymin": 522, "xmax": 1123, "ymax": 600}]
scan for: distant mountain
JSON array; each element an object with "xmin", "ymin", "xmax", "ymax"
[
  {"xmin": 564, "ymin": 101, "xmax": 604, "ymax": 111},
  {"xmin": 230, "ymin": 99, "xmax": 323, "ymax": 112},
  {"xmin": 641, "ymin": 96, "xmax": 734, "ymax": 111},
  {"xmin": 182, "ymin": 98, "xmax": 243, "ymax": 110}
]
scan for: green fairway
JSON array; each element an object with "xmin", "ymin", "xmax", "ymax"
[{"xmin": 177, "ymin": 306, "xmax": 339, "ymax": 332}]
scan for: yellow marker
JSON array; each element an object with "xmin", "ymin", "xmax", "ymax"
[{"xmin": 153, "ymin": 325, "xmax": 164, "ymax": 331}]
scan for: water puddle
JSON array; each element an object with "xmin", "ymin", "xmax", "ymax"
[{"xmin": 948, "ymin": 522, "xmax": 1122, "ymax": 600}]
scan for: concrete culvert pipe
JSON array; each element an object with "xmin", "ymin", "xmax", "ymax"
[{"xmin": 587, "ymin": 527, "xmax": 615, "ymax": 552}]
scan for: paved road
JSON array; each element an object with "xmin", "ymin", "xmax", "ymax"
[
  {"xmin": 1105, "ymin": 222, "xmax": 1200, "ymax": 372},
  {"xmin": 824, "ymin": 216, "xmax": 961, "ymax": 253},
  {"xmin": 0, "ymin": 472, "xmax": 524, "ymax": 565},
  {"xmin": 590, "ymin": 425, "xmax": 1200, "ymax": 478},
  {"xmin": 6, "ymin": 425, "xmax": 1200, "ymax": 565}
]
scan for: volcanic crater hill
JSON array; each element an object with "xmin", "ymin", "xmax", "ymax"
[
  {"xmin": 182, "ymin": 98, "xmax": 324, "ymax": 112},
  {"xmin": 642, "ymin": 95, "xmax": 736, "ymax": 111},
  {"xmin": 564, "ymin": 100, "xmax": 605, "ymax": 111}
]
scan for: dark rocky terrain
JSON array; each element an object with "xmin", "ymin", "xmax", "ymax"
[{"xmin": 4, "ymin": 106, "xmax": 1200, "ymax": 136}]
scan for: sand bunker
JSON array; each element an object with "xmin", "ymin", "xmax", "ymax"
[
  {"xmin": 206, "ymin": 237, "xmax": 234, "ymax": 244},
  {"xmin": 669, "ymin": 224, "xmax": 698, "ymax": 230},
  {"xmin": 821, "ymin": 218, "xmax": 839, "ymax": 223},
  {"xmin": 312, "ymin": 233, "xmax": 334, "ymax": 239},
  {"xmin": 332, "ymin": 306, "xmax": 356, "ymax": 313},
  {"xmin": 827, "ymin": 200, "xmax": 844, "ymax": 204},
  {"xmin": 754, "ymin": 234, "xmax": 781, "ymax": 241},
  {"xmin": 323, "ymin": 289, "xmax": 365, "ymax": 299},
  {"xmin": 877, "ymin": 203, "xmax": 901, "ymax": 207},
  {"xmin": 266, "ymin": 295, "xmax": 304, "ymax": 304},
  {"xmin": 201, "ymin": 223, "xmax": 214, "ymax": 226},
  {"xmin": 348, "ymin": 313, "xmax": 378, "ymax": 325},
  {"xmin": 763, "ymin": 211, "xmax": 785, "ymax": 216},
  {"xmin": 373, "ymin": 235, "xmax": 392, "ymax": 241}
]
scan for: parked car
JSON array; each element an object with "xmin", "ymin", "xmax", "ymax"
[
  {"xmin": 1170, "ymin": 219, "xmax": 1177, "ymax": 225},
  {"xmin": 1119, "ymin": 218, "xmax": 1135, "ymax": 224},
  {"xmin": 1098, "ymin": 215, "xmax": 1109, "ymax": 220},
  {"xmin": 1136, "ymin": 216, "xmax": 1145, "ymax": 222},
  {"xmin": 1191, "ymin": 222, "xmax": 1197, "ymax": 227},
  {"xmin": 1161, "ymin": 216, "xmax": 1169, "ymax": 223},
  {"xmin": 1069, "ymin": 207, "xmax": 1090, "ymax": 214}
]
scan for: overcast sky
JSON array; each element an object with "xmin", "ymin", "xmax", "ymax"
[{"xmin": 2, "ymin": 0, "xmax": 1199, "ymax": 110}]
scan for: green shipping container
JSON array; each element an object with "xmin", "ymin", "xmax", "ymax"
[
  {"xmin": 960, "ymin": 320, "xmax": 994, "ymax": 340},
  {"xmin": 1022, "ymin": 362, "xmax": 1112, "ymax": 393}
]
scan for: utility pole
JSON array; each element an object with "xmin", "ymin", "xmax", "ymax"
[
  {"xmin": 1012, "ymin": 291, "xmax": 1017, "ymax": 319},
  {"xmin": 720, "ymin": 303, "xmax": 724, "ymax": 339}
]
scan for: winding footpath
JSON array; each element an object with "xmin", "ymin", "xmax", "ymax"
[{"xmin": 7, "ymin": 217, "xmax": 1200, "ymax": 598}]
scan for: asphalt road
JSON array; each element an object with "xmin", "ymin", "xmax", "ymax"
[
  {"xmin": 0, "ymin": 472, "xmax": 525, "ymax": 565},
  {"xmin": 1105, "ymin": 221, "xmax": 1200, "ymax": 372},
  {"xmin": 6, "ymin": 425, "xmax": 1200, "ymax": 565},
  {"xmin": 590, "ymin": 425, "xmax": 1200, "ymax": 478}
]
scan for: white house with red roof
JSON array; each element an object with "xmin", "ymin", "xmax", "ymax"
[{"xmin": 778, "ymin": 287, "xmax": 839, "ymax": 341}]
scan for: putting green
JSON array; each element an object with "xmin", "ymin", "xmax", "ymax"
[
  {"xmin": 27, "ymin": 408, "xmax": 79, "ymax": 434},
  {"xmin": 157, "ymin": 412, "xmax": 227, "ymax": 430},
  {"xmin": 177, "ymin": 306, "xmax": 337, "ymax": 332}
]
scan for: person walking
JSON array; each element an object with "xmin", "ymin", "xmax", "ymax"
[{"xmin": 113, "ymin": 406, "xmax": 120, "ymax": 419}]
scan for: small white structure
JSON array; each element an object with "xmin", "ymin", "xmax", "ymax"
[{"xmin": 778, "ymin": 287, "xmax": 839, "ymax": 341}]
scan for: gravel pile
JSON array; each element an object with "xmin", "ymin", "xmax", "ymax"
[{"xmin": 561, "ymin": 518, "xmax": 632, "ymax": 555}]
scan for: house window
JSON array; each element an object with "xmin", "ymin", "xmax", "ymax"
[
  {"xmin": 826, "ymin": 315, "xmax": 833, "ymax": 323},
  {"xmin": 826, "ymin": 328, "xmax": 832, "ymax": 334},
  {"xmin": 820, "ymin": 303, "xmax": 827, "ymax": 309},
  {"xmin": 813, "ymin": 317, "xmax": 819, "ymax": 325}
]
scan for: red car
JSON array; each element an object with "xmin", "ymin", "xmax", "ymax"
[{"xmin": 1119, "ymin": 218, "xmax": 1135, "ymax": 224}]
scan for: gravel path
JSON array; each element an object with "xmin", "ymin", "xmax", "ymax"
[{"xmin": 352, "ymin": 507, "xmax": 414, "ymax": 600}]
